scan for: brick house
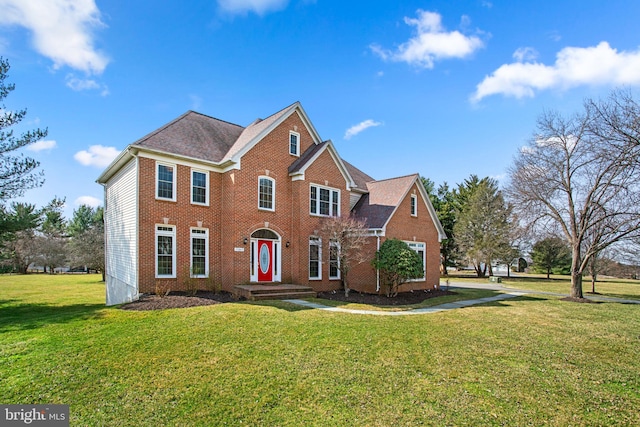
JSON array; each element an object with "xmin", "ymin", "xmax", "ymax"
[{"xmin": 97, "ymin": 102, "xmax": 446, "ymax": 305}]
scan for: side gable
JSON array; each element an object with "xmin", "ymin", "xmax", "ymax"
[
  {"xmin": 288, "ymin": 141, "xmax": 356, "ymax": 190},
  {"xmin": 224, "ymin": 102, "xmax": 324, "ymax": 164},
  {"xmin": 352, "ymin": 174, "xmax": 446, "ymax": 240}
]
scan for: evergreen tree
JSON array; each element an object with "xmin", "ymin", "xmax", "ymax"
[{"xmin": 0, "ymin": 57, "xmax": 46, "ymax": 201}]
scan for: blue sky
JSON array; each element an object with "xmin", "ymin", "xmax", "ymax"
[{"xmin": 2, "ymin": 0, "xmax": 640, "ymax": 217}]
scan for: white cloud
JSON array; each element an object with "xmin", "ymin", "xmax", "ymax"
[
  {"xmin": 344, "ymin": 119, "xmax": 382, "ymax": 140},
  {"xmin": 218, "ymin": 0, "xmax": 288, "ymax": 15},
  {"xmin": 74, "ymin": 145, "xmax": 119, "ymax": 167},
  {"xmin": 472, "ymin": 42, "xmax": 640, "ymax": 102},
  {"xmin": 513, "ymin": 47, "xmax": 538, "ymax": 62},
  {"xmin": 370, "ymin": 9, "xmax": 484, "ymax": 69},
  {"xmin": 27, "ymin": 139, "xmax": 57, "ymax": 152},
  {"xmin": 65, "ymin": 74, "xmax": 109, "ymax": 95},
  {"xmin": 0, "ymin": 0, "xmax": 108, "ymax": 74},
  {"xmin": 74, "ymin": 195, "xmax": 101, "ymax": 208}
]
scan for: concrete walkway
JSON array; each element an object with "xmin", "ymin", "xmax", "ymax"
[
  {"xmin": 449, "ymin": 281, "xmax": 640, "ymax": 305},
  {"xmin": 283, "ymin": 281, "xmax": 639, "ymax": 316},
  {"xmin": 284, "ymin": 291, "xmax": 527, "ymax": 316}
]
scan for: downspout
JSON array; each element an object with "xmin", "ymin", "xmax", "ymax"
[{"xmin": 375, "ymin": 231, "xmax": 381, "ymax": 292}]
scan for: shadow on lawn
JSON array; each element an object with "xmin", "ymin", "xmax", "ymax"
[
  {"xmin": 246, "ymin": 300, "xmax": 316, "ymax": 312},
  {"xmin": 0, "ymin": 300, "xmax": 106, "ymax": 332},
  {"xmin": 478, "ymin": 295, "xmax": 548, "ymax": 307}
]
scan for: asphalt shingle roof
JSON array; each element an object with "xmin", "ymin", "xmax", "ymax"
[
  {"xmin": 131, "ymin": 111, "xmax": 243, "ymax": 163},
  {"xmin": 351, "ymin": 174, "xmax": 418, "ymax": 229}
]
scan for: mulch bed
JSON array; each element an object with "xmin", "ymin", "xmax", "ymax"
[
  {"xmin": 120, "ymin": 291, "xmax": 235, "ymax": 311},
  {"xmin": 317, "ymin": 289, "xmax": 455, "ymax": 306},
  {"xmin": 121, "ymin": 289, "xmax": 456, "ymax": 310}
]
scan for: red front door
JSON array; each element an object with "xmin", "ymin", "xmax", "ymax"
[{"xmin": 257, "ymin": 240, "xmax": 273, "ymax": 282}]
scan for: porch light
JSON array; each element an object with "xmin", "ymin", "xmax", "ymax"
[
  {"xmin": 243, "ymin": 237, "xmax": 248, "ymax": 245},
  {"xmin": 286, "ymin": 241, "xmax": 290, "ymax": 248}
]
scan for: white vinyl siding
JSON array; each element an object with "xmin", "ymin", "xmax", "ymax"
[
  {"xmin": 349, "ymin": 192, "xmax": 363, "ymax": 210},
  {"xmin": 104, "ymin": 158, "xmax": 138, "ymax": 305}
]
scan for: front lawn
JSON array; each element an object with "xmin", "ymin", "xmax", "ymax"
[
  {"xmin": 448, "ymin": 272, "xmax": 640, "ymax": 300},
  {"xmin": 1, "ymin": 274, "xmax": 639, "ymax": 426}
]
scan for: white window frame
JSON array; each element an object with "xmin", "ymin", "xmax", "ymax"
[
  {"xmin": 289, "ymin": 131, "xmax": 300, "ymax": 157},
  {"xmin": 329, "ymin": 240, "xmax": 340, "ymax": 280},
  {"xmin": 156, "ymin": 162, "xmax": 177, "ymax": 201},
  {"xmin": 258, "ymin": 176, "xmax": 275, "ymax": 211},
  {"xmin": 190, "ymin": 228, "xmax": 209, "ymax": 278},
  {"xmin": 406, "ymin": 241, "xmax": 426, "ymax": 281},
  {"xmin": 309, "ymin": 236, "xmax": 322, "ymax": 280},
  {"xmin": 191, "ymin": 169, "xmax": 209, "ymax": 206},
  {"xmin": 155, "ymin": 225, "xmax": 176, "ymax": 278},
  {"xmin": 310, "ymin": 184, "xmax": 340, "ymax": 217},
  {"xmin": 410, "ymin": 194, "xmax": 417, "ymax": 217}
]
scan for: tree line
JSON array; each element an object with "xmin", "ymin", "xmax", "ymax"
[
  {"xmin": 0, "ymin": 201, "xmax": 105, "ymax": 278},
  {"xmin": 426, "ymin": 89, "xmax": 640, "ymax": 300}
]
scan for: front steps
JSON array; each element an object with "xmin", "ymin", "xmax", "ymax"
[{"xmin": 233, "ymin": 284, "xmax": 316, "ymax": 301}]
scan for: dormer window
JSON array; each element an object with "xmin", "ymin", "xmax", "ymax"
[{"xmin": 289, "ymin": 131, "xmax": 300, "ymax": 156}]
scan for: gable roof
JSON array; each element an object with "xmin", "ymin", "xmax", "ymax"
[
  {"xmin": 288, "ymin": 140, "xmax": 357, "ymax": 190},
  {"xmin": 352, "ymin": 175, "xmax": 416, "ymax": 228},
  {"xmin": 223, "ymin": 101, "xmax": 323, "ymax": 163},
  {"xmin": 342, "ymin": 160, "xmax": 374, "ymax": 192},
  {"xmin": 352, "ymin": 174, "xmax": 447, "ymax": 240},
  {"xmin": 131, "ymin": 111, "xmax": 244, "ymax": 163}
]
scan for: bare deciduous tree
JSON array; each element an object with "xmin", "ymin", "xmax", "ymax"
[
  {"xmin": 507, "ymin": 90, "xmax": 640, "ymax": 299},
  {"xmin": 318, "ymin": 215, "xmax": 369, "ymax": 297}
]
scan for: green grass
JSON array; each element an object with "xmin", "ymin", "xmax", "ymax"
[
  {"xmin": 1, "ymin": 274, "xmax": 640, "ymax": 426},
  {"xmin": 449, "ymin": 272, "xmax": 640, "ymax": 300},
  {"xmin": 307, "ymin": 288, "xmax": 498, "ymax": 311}
]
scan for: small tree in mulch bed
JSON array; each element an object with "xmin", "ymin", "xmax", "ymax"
[
  {"xmin": 372, "ymin": 238, "xmax": 423, "ymax": 297},
  {"xmin": 318, "ymin": 215, "xmax": 369, "ymax": 297}
]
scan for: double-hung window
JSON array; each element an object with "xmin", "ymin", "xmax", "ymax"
[
  {"xmin": 156, "ymin": 225, "xmax": 176, "ymax": 278},
  {"xmin": 310, "ymin": 184, "xmax": 340, "ymax": 217},
  {"xmin": 190, "ymin": 228, "xmax": 208, "ymax": 277},
  {"xmin": 309, "ymin": 237, "xmax": 321, "ymax": 279},
  {"xmin": 191, "ymin": 169, "xmax": 208, "ymax": 205},
  {"xmin": 156, "ymin": 163, "xmax": 176, "ymax": 201},
  {"xmin": 329, "ymin": 240, "xmax": 340, "ymax": 279},
  {"xmin": 289, "ymin": 131, "xmax": 300, "ymax": 156},
  {"xmin": 407, "ymin": 241, "xmax": 426, "ymax": 281},
  {"xmin": 258, "ymin": 176, "xmax": 275, "ymax": 211},
  {"xmin": 410, "ymin": 194, "xmax": 417, "ymax": 216}
]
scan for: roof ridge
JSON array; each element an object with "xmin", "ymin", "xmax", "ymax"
[
  {"xmin": 187, "ymin": 110, "xmax": 245, "ymax": 129},
  {"xmin": 132, "ymin": 110, "xmax": 244, "ymax": 147},
  {"xmin": 369, "ymin": 173, "xmax": 419, "ymax": 184},
  {"xmin": 254, "ymin": 101, "xmax": 300, "ymax": 124}
]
